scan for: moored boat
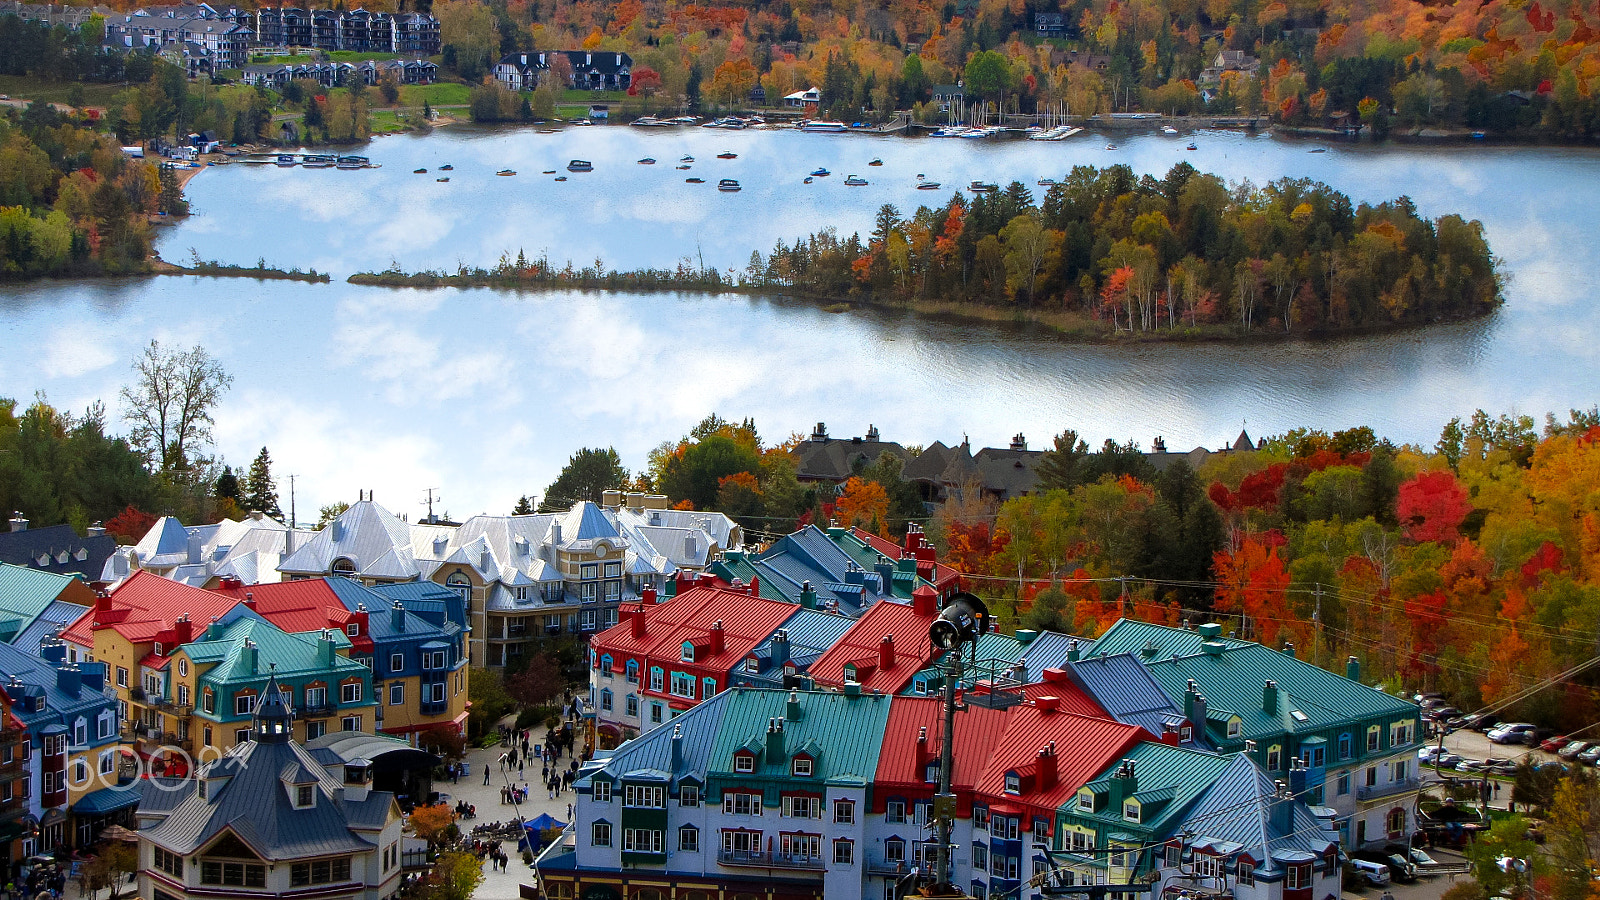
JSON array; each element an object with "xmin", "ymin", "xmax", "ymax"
[
  {"xmin": 276, "ymin": 154, "xmax": 298, "ymax": 167},
  {"xmin": 567, "ymin": 159, "xmax": 593, "ymax": 171},
  {"xmin": 685, "ymin": 177, "xmax": 705, "ymax": 183},
  {"xmin": 639, "ymin": 158, "xmax": 656, "ymax": 164},
  {"xmin": 810, "ymin": 167, "xmax": 830, "ymax": 177},
  {"xmin": 868, "ymin": 158, "xmax": 883, "ymax": 166},
  {"xmin": 800, "ymin": 120, "xmax": 847, "ymax": 132},
  {"xmin": 335, "ymin": 155, "xmax": 369, "ymax": 169},
  {"xmin": 302, "ymin": 154, "xmax": 334, "ymax": 168},
  {"xmin": 413, "ymin": 167, "xmax": 427, "ymax": 173},
  {"xmin": 968, "ymin": 181, "xmax": 998, "ymax": 192},
  {"xmin": 497, "ymin": 169, "xmax": 516, "ymax": 176},
  {"xmin": 718, "ymin": 178, "xmax": 741, "ymax": 191},
  {"xmin": 844, "ymin": 175, "xmax": 868, "ymax": 186},
  {"xmin": 717, "ymin": 151, "xmax": 737, "ymax": 159},
  {"xmin": 436, "ymin": 176, "xmax": 449, "ymax": 182},
  {"xmin": 916, "ymin": 178, "xmax": 940, "ymax": 189},
  {"xmin": 1162, "ymin": 125, "xmax": 1178, "ymax": 135},
  {"xmin": 439, "ymin": 164, "xmax": 453, "ymax": 170}
]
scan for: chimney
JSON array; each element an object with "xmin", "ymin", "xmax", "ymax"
[
  {"xmin": 1041, "ymin": 667, "xmax": 1069, "ymax": 683},
  {"xmin": 684, "ymin": 534, "xmax": 697, "ymax": 559},
  {"xmin": 1010, "ymin": 433, "xmax": 1027, "ymax": 451},
  {"xmin": 8, "ymin": 513, "xmax": 27, "ymax": 532},
  {"xmin": 352, "ymin": 605, "xmax": 367, "ymax": 635},
  {"xmin": 243, "ymin": 638, "xmax": 258, "ymax": 674},
  {"xmin": 670, "ymin": 723, "xmax": 684, "ymax": 771},
  {"xmin": 186, "ymin": 530, "xmax": 203, "ymax": 564},
  {"xmin": 551, "ymin": 522, "xmax": 561, "ymax": 544},
  {"xmin": 174, "ymin": 614, "xmax": 193, "ymax": 644},
  {"xmin": 1035, "ymin": 695, "xmax": 1060, "ymax": 714},
  {"xmin": 709, "ymin": 620, "xmax": 724, "ymax": 656},
  {"xmin": 343, "ymin": 760, "xmax": 372, "ymax": 802},
  {"xmin": 55, "ymin": 664, "xmax": 82, "ymax": 696},
  {"xmin": 911, "ymin": 585, "xmax": 937, "ymax": 617},
  {"xmin": 1015, "ymin": 629, "xmax": 1038, "ymax": 645},
  {"xmin": 1263, "ymin": 680, "xmax": 1278, "ymax": 715},
  {"xmin": 204, "ymin": 616, "xmax": 223, "ymax": 641},
  {"xmin": 1161, "ymin": 722, "xmax": 1181, "ymax": 746},
  {"xmin": 1066, "ymin": 639, "xmax": 1081, "ymax": 662},
  {"xmin": 1346, "ymin": 655, "xmax": 1361, "ymax": 682},
  {"xmin": 765, "ymin": 717, "xmax": 785, "ymax": 758},
  {"xmin": 1282, "ymin": 642, "xmax": 1295, "ymax": 659},
  {"xmin": 87, "ymin": 522, "xmax": 106, "ymax": 538},
  {"xmin": 630, "ymin": 604, "xmax": 646, "ymax": 638},
  {"xmin": 771, "ymin": 629, "xmax": 789, "ymax": 668},
  {"xmin": 320, "ymin": 628, "xmax": 336, "ymax": 664},
  {"xmin": 916, "ymin": 725, "xmax": 930, "ymax": 765},
  {"xmin": 40, "ymin": 640, "xmax": 66, "ymax": 665},
  {"xmin": 392, "ymin": 600, "xmax": 406, "ymax": 632},
  {"xmin": 641, "ymin": 585, "xmax": 657, "ymax": 605},
  {"xmin": 879, "ymin": 634, "xmax": 895, "ymax": 669},
  {"xmin": 1184, "ymin": 681, "xmax": 1208, "ymax": 733},
  {"xmin": 1140, "ymin": 639, "xmax": 1159, "ymax": 659},
  {"xmin": 1108, "ymin": 760, "xmax": 1137, "ymax": 810},
  {"xmin": 799, "ymin": 581, "xmax": 817, "ymax": 609},
  {"xmin": 1197, "ymin": 623, "xmax": 1222, "ymax": 639},
  {"xmin": 1269, "ymin": 779, "xmax": 1294, "ymax": 836},
  {"xmin": 1037, "ymin": 742, "xmax": 1058, "ymax": 790},
  {"xmin": 243, "ymin": 591, "xmax": 256, "ymax": 610},
  {"xmin": 602, "ymin": 490, "xmax": 622, "ymax": 509},
  {"xmin": 479, "ymin": 547, "xmax": 492, "ymax": 570},
  {"xmin": 786, "ymin": 690, "xmax": 801, "ymax": 721}
]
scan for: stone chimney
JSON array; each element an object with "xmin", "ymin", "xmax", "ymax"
[{"xmin": 1010, "ymin": 433, "xmax": 1027, "ymax": 451}]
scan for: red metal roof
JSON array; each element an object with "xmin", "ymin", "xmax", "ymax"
[
  {"xmin": 851, "ymin": 527, "xmax": 963, "ymax": 592},
  {"xmin": 61, "ymin": 571, "xmax": 239, "ymax": 649},
  {"xmin": 808, "ymin": 599, "xmax": 937, "ymax": 694},
  {"xmin": 872, "ymin": 696, "xmax": 1009, "ymax": 813},
  {"xmin": 592, "ymin": 584, "xmax": 799, "ymax": 681},
  {"xmin": 212, "ymin": 579, "xmax": 357, "ymax": 634},
  {"xmin": 966, "ymin": 675, "xmax": 1109, "ymax": 718},
  {"xmin": 971, "ymin": 703, "xmax": 1146, "ymax": 826}
]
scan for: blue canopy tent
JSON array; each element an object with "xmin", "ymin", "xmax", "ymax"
[{"xmin": 519, "ymin": 814, "xmax": 568, "ymax": 853}]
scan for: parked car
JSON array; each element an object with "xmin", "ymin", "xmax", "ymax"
[
  {"xmin": 1482, "ymin": 758, "xmax": 1520, "ymax": 776},
  {"xmin": 1426, "ymin": 706, "xmax": 1463, "ymax": 721},
  {"xmin": 1349, "ymin": 858, "xmax": 1393, "ymax": 888},
  {"xmin": 1579, "ymin": 745, "xmax": 1600, "ymax": 766},
  {"xmin": 1386, "ymin": 845, "xmax": 1442, "ymax": 870},
  {"xmin": 1419, "ymin": 746, "xmax": 1447, "ymax": 761},
  {"xmin": 1355, "ymin": 850, "xmax": 1418, "ymax": 884},
  {"xmin": 1558, "ymin": 740, "xmax": 1592, "ymax": 760},
  {"xmin": 1463, "ymin": 712, "xmax": 1502, "ymax": 732},
  {"xmin": 1540, "ymin": 735, "xmax": 1571, "ymax": 753},
  {"xmin": 1415, "ymin": 692, "xmax": 1447, "ymax": 705},
  {"xmin": 1421, "ymin": 697, "xmax": 1452, "ymax": 711},
  {"xmin": 1488, "ymin": 723, "xmax": 1538, "ymax": 744},
  {"xmin": 1435, "ymin": 752, "xmax": 1466, "ymax": 769}
]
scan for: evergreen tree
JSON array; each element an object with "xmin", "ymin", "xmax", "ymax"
[
  {"xmin": 512, "ymin": 495, "xmax": 535, "ymax": 515},
  {"xmin": 1034, "ymin": 429, "xmax": 1089, "ymax": 492},
  {"xmin": 542, "ymin": 447, "xmax": 628, "ymax": 511},
  {"xmin": 215, "ymin": 466, "xmax": 241, "ymax": 504},
  {"xmin": 244, "ymin": 446, "xmax": 282, "ymax": 518}
]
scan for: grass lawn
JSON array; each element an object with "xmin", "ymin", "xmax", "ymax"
[
  {"xmin": 561, "ymin": 88, "xmax": 626, "ymax": 103},
  {"xmin": 0, "ymin": 75, "xmax": 127, "ymax": 108},
  {"xmin": 399, "ymin": 82, "xmax": 471, "ymax": 106},
  {"xmin": 368, "ymin": 109, "xmax": 411, "ymax": 133}
]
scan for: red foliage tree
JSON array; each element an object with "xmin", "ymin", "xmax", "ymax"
[
  {"xmin": 105, "ymin": 505, "xmax": 157, "ymax": 543},
  {"xmin": 1213, "ymin": 535, "xmax": 1296, "ymax": 647},
  {"xmin": 1395, "ymin": 469, "xmax": 1472, "ymax": 543}
]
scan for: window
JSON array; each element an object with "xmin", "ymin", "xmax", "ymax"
[
  {"xmin": 781, "ymin": 795, "xmax": 820, "ymax": 819},
  {"xmin": 885, "ymin": 839, "xmax": 905, "ymax": 863},
  {"xmin": 296, "ymin": 784, "xmax": 314, "ymax": 807},
  {"xmin": 626, "ymin": 661, "xmax": 639, "ymax": 683},
  {"xmin": 591, "ymin": 823, "xmax": 612, "ymax": 847},
  {"xmin": 679, "ymin": 826, "xmax": 699, "ymax": 852},
  {"xmin": 833, "ymin": 839, "xmax": 854, "ymax": 864},
  {"xmin": 650, "ymin": 703, "xmax": 662, "ymax": 724},
  {"xmin": 973, "ymin": 843, "xmax": 989, "ymax": 872},
  {"xmin": 1077, "ymin": 791, "xmax": 1094, "ymax": 812},
  {"xmin": 625, "ymin": 695, "xmax": 638, "ymax": 717},
  {"xmin": 1338, "ymin": 733, "xmax": 1353, "ymax": 760},
  {"xmin": 98, "ymin": 750, "xmax": 114, "ymax": 775},
  {"xmin": 1286, "ymin": 864, "xmax": 1308, "ymax": 890},
  {"xmin": 992, "ymin": 817, "xmax": 1019, "ymax": 841},
  {"xmin": 1236, "ymin": 859, "xmax": 1255, "ymax": 886},
  {"xmin": 792, "ymin": 757, "xmax": 813, "ymax": 777},
  {"xmin": 681, "ymin": 642, "xmax": 695, "ymax": 662},
  {"xmin": 834, "ymin": 799, "xmax": 854, "ymax": 824},
  {"xmin": 581, "ymin": 563, "xmax": 598, "ymax": 580},
  {"xmin": 305, "ymin": 686, "xmax": 326, "ymax": 708},
  {"xmin": 624, "ymin": 785, "xmax": 665, "ymax": 808},
  {"xmin": 722, "ymin": 793, "xmax": 761, "ymax": 816},
  {"xmin": 600, "ymin": 689, "xmax": 613, "ymax": 711},
  {"xmin": 670, "ymin": 672, "xmax": 696, "ymax": 698},
  {"xmin": 427, "ymin": 650, "xmax": 447, "ymax": 670},
  {"xmin": 1336, "ymin": 772, "xmax": 1351, "ymax": 796},
  {"xmin": 1391, "ymin": 722, "xmax": 1414, "ymax": 747},
  {"xmin": 703, "ymin": 677, "xmax": 716, "ymax": 698},
  {"xmin": 680, "ymin": 785, "xmax": 700, "ymax": 807},
  {"xmin": 234, "ymin": 693, "xmax": 255, "ymax": 716},
  {"xmin": 1064, "ymin": 830, "xmax": 1094, "ymax": 852},
  {"xmin": 341, "ymin": 682, "xmax": 363, "ymax": 704},
  {"xmin": 390, "ymin": 683, "xmax": 404, "ymax": 706},
  {"xmin": 593, "ymin": 781, "xmax": 611, "ymax": 802},
  {"xmin": 154, "ymin": 847, "xmax": 184, "ymax": 877},
  {"xmin": 605, "ymin": 562, "xmax": 622, "ymax": 578},
  {"xmin": 649, "ymin": 668, "xmax": 664, "ymax": 691},
  {"xmin": 306, "ymin": 721, "xmax": 326, "ymax": 740},
  {"xmin": 97, "ymin": 712, "xmax": 113, "ymax": 740},
  {"xmin": 341, "ymin": 715, "xmax": 361, "ymax": 732},
  {"xmin": 886, "ymin": 800, "xmax": 906, "ymax": 824},
  {"xmin": 176, "ymin": 685, "xmax": 189, "ymax": 708},
  {"xmin": 1034, "ymin": 818, "xmax": 1051, "ymax": 841},
  {"xmin": 734, "ymin": 754, "xmax": 754, "ymax": 773},
  {"xmin": 973, "ymin": 807, "xmax": 989, "ymax": 830},
  {"xmin": 234, "ymin": 728, "xmax": 250, "ymax": 745},
  {"xmin": 347, "ymin": 623, "xmax": 360, "ymax": 636},
  {"xmin": 201, "ymin": 861, "xmax": 266, "ymax": 887},
  {"xmin": 623, "ymin": 829, "xmax": 664, "ymax": 854},
  {"xmin": 390, "ymin": 653, "xmax": 404, "ymax": 673},
  {"xmin": 1004, "ymin": 773, "xmax": 1020, "ymax": 794},
  {"xmin": 1366, "ymin": 766, "xmax": 1378, "ymax": 786},
  {"xmin": 1395, "ymin": 760, "xmax": 1409, "ymax": 782},
  {"xmin": 116, "ymin": 667, "xmax": 128, "ymax": 688},
  {"xmin": 1367, "ymin": 726, "xmax": 1381, "ymax": 753},
  {"xmin": 288, "ymin": 857, "xmax": 350, "ymax": 886},
  {"xmin": 722, "ymin": 830, "xmax": 761, "ymax": 854},
  {"xmin": 178, "ymin": 658, "xmax": 188, "ymax": 677},
  {"xmin": 781, "ymin": 832, "xmax": 822, "ymax": 860},
  {"xmin": 1227, "ymin": 719, "xmax": 1242, "ymax": 739},
  {"xmin": 1267, "ymin": 745, "xmax": 1282, "ymax": 771}
]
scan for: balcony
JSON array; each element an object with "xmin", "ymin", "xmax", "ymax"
[
  {"xmin": 301, "ymin": 704, "xmax": 335, "ymax": 718},
  {"xmin": 717, "ymin": 848, "xmax": 826, "ymax": 871},
  {"xmin": 865, "ymin": 855, "xmax": 914, "ymax": 876},
  {"xmin": 129, "ymin": 687, "xmax": 147, "ymax": 702},
  {"xmin": 1358, "ymin": 776, "xmax": 1421, "ymax": 802}
]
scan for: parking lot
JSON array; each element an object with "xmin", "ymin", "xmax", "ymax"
[{"xmin": 1342, "ymin": 850, "xmax": 1477, "ymax": 900}]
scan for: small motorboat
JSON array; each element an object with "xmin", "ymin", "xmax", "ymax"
[
  {"xmin": 718, "ymin": 178, "xmax": 741, "ymax": 192},
  {"xmin": 275, "ymin": 154, "xmax": 298, "ymax": 166},
  {"xmin": 916, "ymin": 179, "xmax": 940, "ymax": 190},
  {"xmin": 844, "ymin": 175, "xmax": 868, "ymax": 186},
  {"xmin": 302, "ymin": 154, "xmax": 334, "ymax": 168},
  {"xmin": 868, "ymin": 158, "xmax": 883, "ymax": 166},
  {"xmin": 1186, "ymin": 142, "xmax": 1197, "ymax": 150},
  {"xmin": 804, "ymin": 176, "xmax": 813, "ymax": 184},
  {"xmin": 968, "ymin": 181, "xmax": 998, "ymax": 193},
  {"xmin": 1162, "ymin": 125, "xmax": 1178, "ymax": 135},
  {"xmin": 567, "ymin": 159, "xmax": 593, "ymax": 172},
  {"xmin": 810, "ymin": 167, "xmax": 830, "ymax": 177},
  {"xmin": 1105, "ymin": 143, "xmax": 1118, "ymax": 150},
  {"xmin": 717, "ymin": 151, "xmax": 737, "ymax": 159},
  {"xmin": 542, "ymin": 170, "xmax": 556, "ymax": 174},
  {"xmin": 413, "ymin": 167, "xmax": 427, "ymax": 174},
  {"xmin": 1309, "ymin": 147, "xmax": 1327, "ymax": 153},
  {"xmin": 536, "ymin": 128, "xmax": 558, "ymax": 134},
  {"xmin": 685, "ymin": 177, "xmax": 705, "ymax": 183},
  {"xmin": 554, "ymin": 175, "xmax": 567, "ymax": 181},
  {"xmin": 436, "ymin": 176, "xmax": 449, "ymax": 182},
  {"xmin": 439, "ymin": 164, "xmax": 453, "ymax": 170},
  {"xmin": 677, "ymin": 165, "xmax": 691, "ymax": 170},
  {"xmin": 496, "ymin": 169, "xmax": 516, "ymax": 176},
  {"xmin": 638, "ymin": 158, "xmax": 656, "ymax": 164},
  {"xmin": 680, "ymin": 155, "xmax": 695, "ymax": 163}
]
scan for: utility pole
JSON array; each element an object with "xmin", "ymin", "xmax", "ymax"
[
  {"xmin": 934, "ymin": 650, "xmax": 963, "ymax": 890},
  {"xmin": 422, "ymin": 487, "xmax": 440, "ymax": 524},
  {"xmin": 287, "ymin": 474, "xmax": 297, "ymax": 529},
  {"xmin": 1312, "ymin": 583, "xmax": 1324, "ymax": 666}
]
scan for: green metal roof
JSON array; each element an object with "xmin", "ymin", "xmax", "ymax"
[
  {"xmin": 904, "ymin": 631, "xmax": 1027, "ymax": 694},
  {"xmin": 706, "ymin": 688, "xmax": 893, "ymax": 794},
  {"xmin": 709, "ymin": 552, "xmax": 795, "ymax": 603},
  {"xmin": 181, "ymin": 617, "xmax": 367, "ymax": 685},
  {"xmin": 0, "ymin": 563, "xmax": 80, "ymax": 637},
  {"xmin": 1088, "ymin": 619, "xmax": 1252, "ymax": 659},
  {"xmin": 1070, "ymin": 741, "xmax": 1236, "ymax": 837}
]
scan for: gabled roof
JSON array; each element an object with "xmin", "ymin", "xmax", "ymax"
[
  {"xmin": 850, "ymin": 527, "xmax": 962, "ymax": 592},
  {"xmin": 873, "ymin": 696, "xmax": 1009, "ymax": 791},
  {"xmin": 1073, "ymin": 740, "xmax": 1235, "ymax": 837},
  {"xmin": 1180, "ymin": 754, "xmax": 1338, "ymax": 869},
  {"xmin": 12, "ymin": 598, "xmax": 90, "ymax": 653},
  {"xmin": 277, "ymin": 500, "xmax": 417, "ymax": 579},
  {"xmin": 133, "ymin": 515, "xmax": 193, "ymax": 568},
  {"xmin": 0, "ymin": 563, "xmax": 93, "ymax": 642},
  {"xmin": 591, "ymin": 585, "xmax": 797, "ymax": 677},
  {"xmin": 179, "ymin": 616, "xmax": 361, "ymax": 685},
  {"xmin": 0, "ymin": 640, "xmax": 116, "ymax": 733},
  {"xmin": 808, "ymin": 598, "xmax": 937, "ymax": 694},
  {"xmin": 1015, "ymin": 630, "xmax": 1094, "ymax": 681},
  {"xmin": 0, "ymin": 523, "xmax": 115, "ymax": 581},
  {"xmin": 1089, "ymin": 619, "xmax": 1251, "ymax": 660},
  {"xmin": 1064, "ymin": 653, "xmax": 1209, "ymax": 747},
  {"xmin": 580, "ymin": 690, "xmax": 733, "ymax": 788},
  {"xmin": 736, "ymin": 607, "xmax": 855, "ymax": 682},
  {"xmin": 973, "ymin": 703, "xmax": 1145, "ymax": 819},
  {"xmin": 212, "ymin": 579, "xmax": 356, "ymax": 635},
  {"xmin": 62, "ymin": 570, "xmax": 239, "ymax": 648},
  {"xmin": 706, "ymin": 688, "xmax": 892, "ymax": 787}
]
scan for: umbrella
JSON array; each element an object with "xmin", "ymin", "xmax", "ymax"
[
  {"xmin": 525, "ymin": 813, "xmax": 566, "ymax": 831},
  {"xmin": 99, "ymin": 825, "xmax": 138, "ymax": 843}
]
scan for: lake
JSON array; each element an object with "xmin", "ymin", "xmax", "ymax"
[{"xmin": 1, "ymin": 124, "xmax": 1595, "ymax": 520}]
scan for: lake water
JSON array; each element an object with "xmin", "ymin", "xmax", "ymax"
[{"xmin": 1, "ymin": 124, "xmax": 1595, "ymax": 520}]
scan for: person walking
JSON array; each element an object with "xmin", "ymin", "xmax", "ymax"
[{"xmin": 483, "ymin": 765, "xmax": 491, "ymax": 786}]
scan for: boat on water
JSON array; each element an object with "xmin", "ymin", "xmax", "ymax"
[
  {"xmin": 536, "ymin": 128, "xmax": 558, "ymax": 134},
  {"xmin": 800, "ymin": 120, "xmax": 848, "ymax": 133},
  {"xmin": 844, "ymin": 175, "xmax": 868, "ymax": 186},
  {"xmin": 680, "ymin": 155, "xmax": 695, "ymax": 163},
  {"xmin": 1038, "ymin": 178, "xmax": 1057, "ymax": 186},
  {"xmin": 572, "ymin": 118, "xmax": 593, "ymax": 126},
  {"xmin": 916, "ymin": 179, "xmax": 940, "ymax": 190},
  {"xmin": 810, "ymin": 167, "xmax": 830, "ymax": 177},
  {"xmin": 542, "ymin": 170, "xmax": 556, "ymax": 174},
  {"xmin": 276, "ymin": 154, "xmax": 298, "ymax": 167},
  {"xmin": 804, "ymin": 176, "xmax": 813, "ymax": 184},
  {"xmin": 717, "ymin": 179, "xmax": 741, "ymax": 192},
  {"xmin": 1162, "ymin": 125, "xmax": 1179, "ymax": 135},
  {"xmin": 968, "ymin": 181, "xmax": 998, "ymax": 192},
  {"xmin": 638, "ymin": 158, "xmax": 656, "ymax": 165},
  {"xmin": 1105, "ymin": 143, "xmax": 1118, "ymax": 150},
  {"xmin": 677, "ymin": 165, "xmax": 691, "ymax": 170},
  {"xmin": 302, "ymin": 154, "xmax": 334, "ymax": 168},
  {"xmin": 631, "ymin": 116, "xmax": 665, "ymax": 127},
  {"xmin": 868, "ymin": 158, "xmax": 883, "ymax": 166},
  {"xmin": 664, "ymin": 115, "xmax": 698, "ymax": 125},
  {"xmin": 1309, "ymin": 147, "xmax": 1327, "ymax": 152},
  {"xmin": 717, "ymin": 151, "xmax": 737, "ymax": 159},
  {"xmin": 335, "ymin": 155, "xmax": 369, "ymax": 169},
  {"xmin": 685, "ymin": 177, "xmax": 704, "ymax": 183},
  {"xmin": 1186, "ymin": 142, "xmax": 1197, "ymax": 150},
  {"xmin": 497, "ymin": 169, "xmax": 516, "ymax": 176},
  {"xmin": 436, "ymin": 177, "xmax": 449, "ymax": 182},
  {"xmin": 413, "ymin": 167, "xmax": 427, "ymax": 174},
  {"xmin": 555, "ymin": 175, "xmax": 567, "ymax": 181},
  {"xmin": 567, "ymin": 160, "xmax": 593, "ymax": 172},
  {"xmin": 439, "ymin": 164, "xmax": 453, "ymax": 170}
]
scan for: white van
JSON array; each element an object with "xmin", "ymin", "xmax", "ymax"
[{"xmin": 1350, "ymin": 858, "xmax": 1392, "ymax": 887}]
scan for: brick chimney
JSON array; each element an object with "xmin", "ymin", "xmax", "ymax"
[
  {"xmin": 641, "ymin": 585, "xmax": 657, "ymax": 605},
  {"xmin": 243, "ymin": 591, "xmax": 256, "ymax": 611},
  {"xmin": 878, "ymin": 634, "xmax": 895, "ymax": 669},
  {"xmin": 911, "ymin": 585, "xmax": 937, "ymax": 617},
  {"xmin": 173, "ymin": 614, "xmax": 193, "ymax": 644}
]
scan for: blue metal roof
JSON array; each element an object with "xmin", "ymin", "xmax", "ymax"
[
  {"xmin": 71, "ymin": 785, "xmax": 143, "ymax": 815},
  {"xmin": 1066, "ymin": 653, "xmax": 1209, "ymax": 748},
  {"xmin": 1016, "ymin": 630, "xmax": 1093, "ymax": 681},
  {"xmin": 580, "ymin": 690, "xmax": 733, "ymax": 787}
]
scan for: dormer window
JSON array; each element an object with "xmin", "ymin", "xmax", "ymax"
[
  {"xmin": 295, "ymin": 784, "xmax": 315, "ymax": 808},
  {"xmin": 1004, "ymin": 773, "xmax": 1020, "ymax": 794},
  {"xmin": 1227, "ymin": 719, "xmax": 1242, "ymax": 739},
  {"xmin": 347, "ymin": 623, "xmax": 359, "ymax": 636},
  {"xmin": 925, "ymin": 762, "xmax": 938, "ymax": 784},
  {"xmin": 744, "ymin": 657, "xmax": 758, "ymax": 673},
  {"xmin": 1180, "ymin": 726, "xmax": 1192, "ymax": 742},
  {"xmin": 331, "ymin": 557, "xmax": 356, "ymax": 576},
  {"xmin": 681, "ymin": 642, "xmax": 695, "ymax": 663},
  {"xmin": 843, "ymin": 664, "xmax": 857, "ymax": 683},
  {"xmin": 792, "ymin": 757, "xmax": 813, "ymax": 777},
  {"xmin": 153, "ymin": 643, "xmax": 163, "ymax": 656},
  {"xmin": 1123, "ymin": 801, "xmax": 1140, "ymax": 822},
  {"xmin": 734, "ymin": 753, "xmax": 754, "ymax": 773},
  {"xmin": 1077, "ymin": 791, "xmax": 1094, "ymax": 812}
]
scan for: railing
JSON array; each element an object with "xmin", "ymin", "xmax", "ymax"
[
  {"xmin": 129, "ymin": 687, "xmax": 147, "ymax": 702},
  {"xmin": 716, "ymin": 848, "xmax": 826, "ymax": 871},
  {"xmin": 865, "ymin": 855, "xmax": 913, "ymax": 876},
  {"xmin": 301, "ymin": 704, "xmax": 335, "ymax": 718},
  {"xmin": 1357, "ymin": 776, "xmax": 1421, "ymax": 802}
]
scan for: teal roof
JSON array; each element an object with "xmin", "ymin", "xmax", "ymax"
[
  {"xmin": 1073, "ymin": 741, "xmax": 1234, "ymax": 837},
  {"xmin": 182, "ymin": 617, "xmax": 364, "ymax": 684},
  {"xmin": 1140, "ymin": 641, "xmax": 1418, "ymax": 743},
  {"xmin": 1089, "ymin": 619, "xmax": 1251, "ymax": 659},
  {"xmin": 706, "ymin": 688, "xmax": 893, "ymax": 792},
  {"xmin": 0, "ymin": 563, "xmax": 80, "ymax": 641},
  {"xmin": 709, "ymin": 552, "xmax": 791, "ymax": 602}
]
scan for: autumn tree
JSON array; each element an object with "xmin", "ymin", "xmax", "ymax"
[
  {"xmin": 835, "ymin": 476, "xmax": 890, "ymax": 534},
  {"xmin": 120, "ymin": 339, "xmax": 232, "ymax": 475},
  {"xmin": 409, "ymin": 804, "xmax": 458, "ymax": 849},
  {"xmin": 506, "ymin": 655, "xmax": 566, "ymax": 710},
  {"xmin": 1396, "ymin": 470, "xmax": 1472, "ymax": 543},
  {"xmin": 1213, "ymin": 535, "xmax": 1296, "ymax": 647}
]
